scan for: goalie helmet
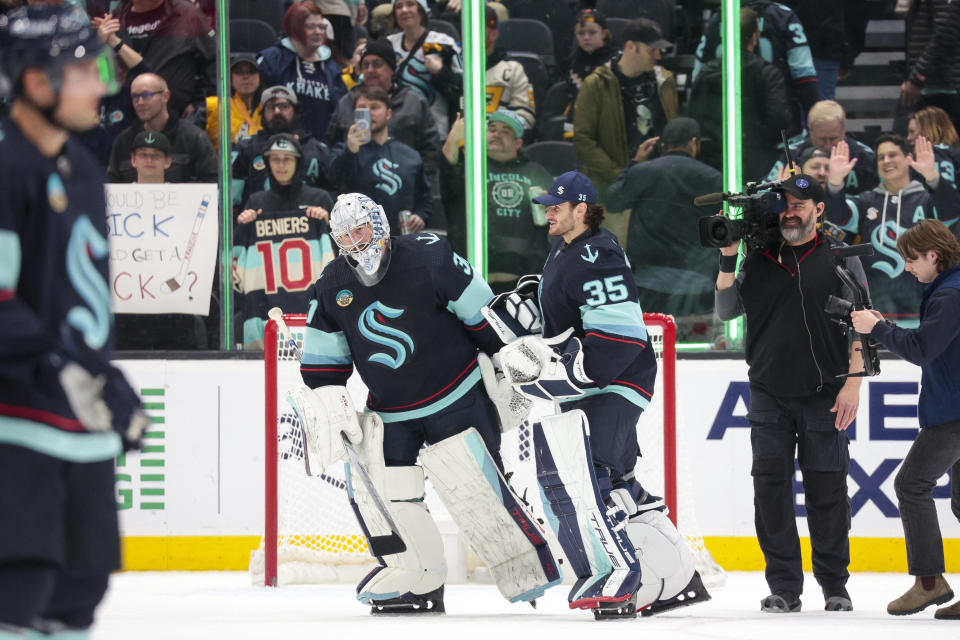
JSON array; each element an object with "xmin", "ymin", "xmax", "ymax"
[
  {"xmin": 330, "ymin": 193, "xmax": 392, "ymax": 286},
  {"xmin": 0, "ymin": 5, "xmax": 119, "ymax": 99}
]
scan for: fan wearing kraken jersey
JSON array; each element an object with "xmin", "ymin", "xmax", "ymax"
[{"xmin": 233, "ymin": 133, "xmax": 335, "ymax": 348}]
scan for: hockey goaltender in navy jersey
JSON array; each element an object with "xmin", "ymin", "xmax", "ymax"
[
  {"xmin": 539, "ymin": 226, "xmax": 657, "ymax": 411},
  {"xmin": 301, "ymin": 232, "xmax": 501, "ymax": 421},
  {"xmin": 0, "ymin": 115, "xmax": 125, "ymax": 460}
]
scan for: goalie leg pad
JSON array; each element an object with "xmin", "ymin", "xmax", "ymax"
[
  {"xmin": 347, "ymin": 416, "xmax": 446, "ymax": 608},
  {"xmin": 628, "ymin": 504, "xmax": 697, "ymax": 601},
  {"xmin": 420, "ymin": 428, "xmax": 562, "ymax": 603},
  {"xmin": 531, "ymin": 411, "xmax": 641, "ymax": 610}
]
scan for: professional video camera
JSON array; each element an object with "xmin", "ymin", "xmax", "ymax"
[
  {"xmin": 695, "ymin": 180, "xmax": 788, "ymax": 252},
  {"xmin": 823, "ymin": 243, "xmax": 881, "ymax": 377}
]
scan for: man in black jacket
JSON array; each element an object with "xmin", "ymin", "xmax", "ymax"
[
  {"xmin": 107, "ymin": 72, "xmax": 217, "ymax": 183},
  {"xmin": 606, "ymin": 117, "xmax": 722, "ymax": 338},
  {"xmin": 232, "ymin": 86, "xmax": 333, "ymax": 209},
  {"xmin": 715, "ymin": 175, "xmax": 867, "ymax": 614},
  {"xmin": 687, "ymin": 6, "xmax": 790, "ymax": 181}
]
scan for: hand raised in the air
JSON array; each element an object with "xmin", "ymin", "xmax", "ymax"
[
  {"xmin": 828, "ymin": 140, "xmax": 858, "ymax": 188},
  {"xmin": 908, "ymin": 135, "xmax": 940, "ymax": 183}
]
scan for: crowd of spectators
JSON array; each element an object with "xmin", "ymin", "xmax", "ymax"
[{"xmin": 5, "ymin": 0, "xmax": 958, "ymax": 349}]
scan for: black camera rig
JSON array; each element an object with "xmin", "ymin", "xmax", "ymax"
[{"xmin": 824, "ymin": 243, "xmax": 881, "ymax": 377}]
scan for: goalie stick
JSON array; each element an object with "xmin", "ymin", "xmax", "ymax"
[{"xmin": 267, "ymin": 307, "xmax": 406, "ymax": 555}]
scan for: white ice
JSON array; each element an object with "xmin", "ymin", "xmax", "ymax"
[{"xmin": 93, "ymin": 571, "xmax": 960, "ymax": 640}]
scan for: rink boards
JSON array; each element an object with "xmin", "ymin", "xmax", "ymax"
[{"xmin": 112, "ymin": 357, "xmax": 960, "ymax": 573}]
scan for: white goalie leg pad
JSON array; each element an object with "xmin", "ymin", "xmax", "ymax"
[
  {"xmin": 420, "ymin": 428, "xmax": 562, "ymax": 602},
  {"xmin": 477, "ymin": 352, "xmax": 532, "ymax": 432},
  {"xmin": 349, "ymin": 417, "xmax": 446, "ymax": 603},
  {"xmin": 533, "ymin": 411, "xmax": 641, "ymax": 604},
  {"xmin": 286, "ymin": 384, "xmax": 363, "ymax": 475},
  {"xmin": 626, "ymin": 507, "xmax": 696, "ymax": 602}
]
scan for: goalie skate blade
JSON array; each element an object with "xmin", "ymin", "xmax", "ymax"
[
  {"xmin": 592, "ymin": 594, "xmax": 638, "ymax": 620},
  {"xmin": 640, "ymin": 571, "xmax": 712, "ymax": 617},
  {"xmin": 569, "ymin": 592, "xmax": 634, "ymax": 611},
  {"xmin": 369, "ymin": 586, "xmax": 445, "ymax": 615}
]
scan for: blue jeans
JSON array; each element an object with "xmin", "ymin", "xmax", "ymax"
[
  {"xmin": 895, "ymin": 418, "xmax": 960, "ymax": 576},
  {"xmin": 814, "ymin": 58, "xmax": 841, "ymax": 100}
]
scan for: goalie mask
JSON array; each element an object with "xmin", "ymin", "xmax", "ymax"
[{"xmin": 331, "ymin": 193, "xmax": 392, "ymax": 286}]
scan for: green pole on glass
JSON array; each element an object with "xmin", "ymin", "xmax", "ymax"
[
  {"xmin": 462, "ymin": 1, "xmax": 488, "ymax": 276},
  {"xmin": 216, "ymin": 0, "xmax": 232, "ymax": 350},
  {"xmin": 721, "ymin": 0, "xmax": 744, "ymax": 349}
]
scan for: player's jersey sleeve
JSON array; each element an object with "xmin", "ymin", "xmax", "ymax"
[
  {"xmin": 426, "ymin": 236, "xmax": 501, "ymax": 354},
  {"xmin": 300, "ymin": 271, "xmax": 354, "ymax": 389},
  {"xmin": 568, "ymin": 245, "xmax": 650, "ymax": 387}
]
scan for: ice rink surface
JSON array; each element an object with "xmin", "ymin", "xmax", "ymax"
[{"xmin": 94, "ymin": 571, "xmax": 960, "ymax": 640}]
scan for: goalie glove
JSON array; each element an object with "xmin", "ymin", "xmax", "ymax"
[
  {"xmin": 480, "ymin": 274, "xmax": 542, "ymax": 345},
  {"xmin": 59, "ymin": 361, "xmax": 150, "ymax": 451},
  {"xmin": 477, "ymin": 352, "xmax": 532, "ymax": 432},
  {"xmin": 499, "ymin": 329, "xmax": 594, "ymax": 402},
  {"xmin": 286, "ymin": 385, "xmax": 363, "ymax": 475}
]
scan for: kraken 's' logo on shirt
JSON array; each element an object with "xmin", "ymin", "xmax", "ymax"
[
  {"xmin": 357, "ymin": 301, "xmax": 414, "ymax": 369},
  {"xmin": 870, "ymin": 221, "xmax": 905, "ymax": 278},
  {"xmin": 373, "ymin": 158, "xmax": 403, "ymax": 196}
]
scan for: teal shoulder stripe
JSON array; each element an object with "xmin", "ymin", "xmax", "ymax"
[
  {"xmin": 559, "ymin": 385, "xmax": 650, "ymax": 410},
  {"xmin": 447, "ymin": 272, "xmax": 494, "ymax": 326},
  {"xmin": 302, "ymin": 326, "xmax": 351, "ymax": 363},
  {"xmin": 377, "ymin": 370, "xmax": 481, "ymax": 423},
  {"xmin": 0, "ymin": 416, "xmax": 120, "ymax": 462},
  {"xmin": 0, "ymin": 229, "xmax": 21, "ymax": 290},
  {"xmin": 580, "ymin": 302, "xmax": 648, "ymax": 340}
]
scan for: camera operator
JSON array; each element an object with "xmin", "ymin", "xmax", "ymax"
[
  {"xmin": 850, "ymin": 220, "xmax": 960, "ymax": 619},
  {"xmin": 715, "ymin": 174, "xmax": 868, "ymax": 614}
]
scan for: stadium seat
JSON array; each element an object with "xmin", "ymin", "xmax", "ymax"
[
  {"xmin": 523, "ymin": 141, "xmax": 581, "ymax": 178},
  {"xmin": 505, "ymin": 52, "xmax": 549, "ymax": 119},
  {"xmin": 427, "ymin": 18, "xmax": 460, "ymax": 43},
  {"xmin": 497, "ymin": 18, "xmax": 556, "ymax": 68},
  {"xmin": 231, "ymin": 0, "xmax": 285, "ymax": 33},
  {"xmin": 537, "ymin": 115, "xmax": 569, "ymax": 142},
  {"xmin": 597, "ymin": 0, "xmax": 675, "ymax": 38},
  {"xmin": 541, "ymin": 81, "xmax": 575, "ymax": 122},
  {"xmin": 607, "ymin": 17, "xmax": 630, "ymax": 48},
  {"xmin": 231, "ymin": 19, "xmax": 278, "ymax": 54}
]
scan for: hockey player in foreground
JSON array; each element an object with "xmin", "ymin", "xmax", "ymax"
[
  {"xmin": 286, "ymin": 193, "xmax": 561, "ymax": 613},
  {"xmin": 0, "ymin": 6, "xmax": 150, "ymax": 638},
  {"xmin": 492, "ymin": 171, "xmax": 711, "ymax": 619}
]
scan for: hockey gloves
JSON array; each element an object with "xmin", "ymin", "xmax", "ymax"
[
  {"xmin": 286, "ymin": 385, "xmax": 364, "ymax": 475},
  {"xmin": 59, "ymin": 360, "xmax": 150, "ymax": 451},
  {"xmin": 499, "ymin": 329, "xmax": 594, "ymax": 402},
  {"xmin": 481, "ymin": 274, "xmax": 542, "ymax": 345}
]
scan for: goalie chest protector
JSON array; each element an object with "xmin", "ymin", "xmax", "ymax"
[{"xmin": 301, "ymin": 233, "xmax": 500, "ymax": 421}]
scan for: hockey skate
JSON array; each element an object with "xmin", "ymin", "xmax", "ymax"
[
  {"xmin": 366, "ymin": 585, "xmax": 445, "ymax": 615},
  {"xmin": 640, "ymin": 570, "xmax": 712, "ymax": 616}
]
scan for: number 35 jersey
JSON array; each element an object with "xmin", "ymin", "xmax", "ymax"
[
  {"xmin": 0, "ymin": 117, "xmax": 119, "ymax": 459},
  {"xmin": 301, "ymin": 233, "xmax": 501, "ymax": 423},
  {"xmin": 539, "ymin": 227, "xmax": 657, "ymax": 411}
]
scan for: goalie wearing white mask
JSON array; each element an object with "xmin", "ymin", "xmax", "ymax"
[
  {"xmin": 492, "ymin": 172, "xmax": 711, "ymax": 619},
  {"xmin": 287, "ymin": 193, "xmax": 560, "ymax": 614}
]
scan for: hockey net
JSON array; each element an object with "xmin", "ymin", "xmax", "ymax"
[{"xmin": 250, "ymin": 313, "xmax": 724, "ymax": 587}]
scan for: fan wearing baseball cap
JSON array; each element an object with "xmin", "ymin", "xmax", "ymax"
[
  {"xmin": 715, "ymin": 172, "xmax": 870, "ymax": 613},
  {"xmin": 573, "ymin": 17, "xmax": 679, "ymax": 207},
  {"xmin": 130, "ymin": 131, "xmax": 172, "ymax": 184},
  {"xmin": 498, "ymin": 171, "xmax": 712, "ymax": 617}
]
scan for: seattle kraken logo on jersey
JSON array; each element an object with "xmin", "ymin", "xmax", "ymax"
[
  {"xmin": 358, "ymin": 301, "xmax": 414, "ymax": 369},
  {"xmin": 372, "ymin": 158, "xmax": 403, "ymax": 196},
  {"xmin": 870, "ymin": 221, "xmax": 906, "ymax": 278}
]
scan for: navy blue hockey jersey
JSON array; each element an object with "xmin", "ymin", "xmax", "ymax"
[
  {"xmin": 300, "ymin": 233, "xmax": 501, "ymax": 422},
  {"xmin": 0, "ymin": 117, "xmax": 121, "ymax": 461},
  {"xmin": 538, "ymin": 227, "xmax": 657, "ymax": 410}
]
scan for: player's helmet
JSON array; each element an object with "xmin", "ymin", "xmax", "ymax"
[
  {"xmin": 330, "ymin": 193, "xmax": 392, "ymax": 286},
  {"xmin": 0, "ymin": 5, "xmax": 119, "ymax": 99}
]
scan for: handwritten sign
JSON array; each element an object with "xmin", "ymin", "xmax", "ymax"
[{"xmin": 106, "ymin": 184, "xmax": 219, "ymax": 315}]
